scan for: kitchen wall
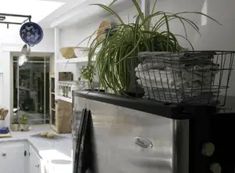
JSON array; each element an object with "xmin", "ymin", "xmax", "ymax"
[
  {"xmin": 58, "ymin": 0, "xmax": 235, "ymax": 96},
  {"xmin": 0, "ymin": 26, "xmax": 55, "ymax": 126}
]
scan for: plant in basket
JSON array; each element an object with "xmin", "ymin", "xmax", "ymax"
[{"xmin": 82, "ymin": 0, "xmax": 220, "ymax": 99}]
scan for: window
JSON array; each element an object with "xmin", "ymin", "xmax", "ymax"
[{"xmin": 13, "ymin": 56, "xmax": 50, "ymax": 124}]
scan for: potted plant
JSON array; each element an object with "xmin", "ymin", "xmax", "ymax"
[
  {"xmin": 82, "ymin": 0, "xmax": 218, "ymax": 95},
  {"xmin": 80, "ymin": 64, "xmax": 96, "ymax": 89},
  {"xmin": 11, "ymin": 117, "xmax": 19, "ymax": 131},
  {"xmin": 19, "ymin": 114, "xmax": 29, "ymax": 131}
]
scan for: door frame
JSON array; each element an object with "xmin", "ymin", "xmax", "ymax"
[{"xmin": 10, "ymin": 52, "xmax": 54, "ymax": 124}]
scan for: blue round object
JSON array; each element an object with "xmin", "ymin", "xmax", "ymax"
[{"xmin": 20, "ymin": 22, "xmax": 43, "ymax": 46}]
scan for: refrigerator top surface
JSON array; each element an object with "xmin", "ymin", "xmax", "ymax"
[{"xmin": 73, "ymin": 91, "xmax": 235, "ymax": 119}]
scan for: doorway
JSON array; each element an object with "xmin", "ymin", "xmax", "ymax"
[{"xmin": 13, "ymin": 56, "xmax": 50, "ymax": 124}]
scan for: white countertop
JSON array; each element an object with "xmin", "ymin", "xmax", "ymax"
[{"xmin": 0, "ymin": 124, "xmax": 73, "ymax": 173}]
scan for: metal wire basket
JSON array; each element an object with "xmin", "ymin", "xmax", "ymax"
[{"xmin": 135, "ymin": 51, "xmax": 235, "ymax": 106}]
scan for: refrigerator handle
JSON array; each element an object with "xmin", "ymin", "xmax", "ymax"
[{"xmin": 135, "ymin": 137, "xmax": 153, "ymax": 149}]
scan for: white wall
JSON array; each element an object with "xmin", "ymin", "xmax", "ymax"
[
  {"xmin": 0, "ymin": 26, "xmax": 54, "ymax": 126},
  {"xmin": 58, "ymin": 0, "xmax": 235, "ymax": 96},
  {"xmin": 0, "ymin": 52, "xmax": 12, "ymax": 126},
  {"xmin": 150, "ymin": 0, "xmax": 235, "ymax": 51}
]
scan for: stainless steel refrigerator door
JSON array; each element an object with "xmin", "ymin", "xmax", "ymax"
[{"xmin": 73, "ymin": 96, "xmax": 188, "ymax": 173}]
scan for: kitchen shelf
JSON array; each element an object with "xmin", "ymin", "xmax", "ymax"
[
  {"xmin": 56, "ymin": 95, "xmax": 72, "ymax": 103},
  {"xmin": 50, "ymin": 76, "xmax": 55, "ymax": 126},
  {"xmin": 56, "ymin": 57, "xmax": 88, "ymax": 63}
]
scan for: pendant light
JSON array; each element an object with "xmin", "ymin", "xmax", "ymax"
[{"xmin": 18, "ymin": 44, "xmax": 30, "ymax": 66}]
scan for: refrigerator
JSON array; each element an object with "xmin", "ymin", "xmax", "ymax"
[{"xmin": 72, "ymin": 90, "xmax": 235, "ymax": 173}]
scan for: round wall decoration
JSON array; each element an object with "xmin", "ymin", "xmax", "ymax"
[{"xmin": 20, "ymin": 22, "xmax": 43, "ymax": 46}]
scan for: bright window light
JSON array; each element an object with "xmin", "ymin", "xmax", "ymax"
[{"xmin": 0, "ymin": 0, "xmax": 65, "ymax": 23}]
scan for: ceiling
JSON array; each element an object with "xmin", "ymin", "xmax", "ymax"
[
  {"xmin": 0, "ymin": 0, "xmax": 134, "ymax": 28},
  {"xmin": 0, "ymin": 0, "xmax": 67, "ymax": 28},
  {"xmin": 43, "ymin": 0, "xmax": 73, "ymax": 2},
  {"xmin": 39, "ymin": 0, "xmax": 132, "ymax": 28},
  {"xmin": 39, "ymin": 0, "xmax": 92, "ymax": 28}
]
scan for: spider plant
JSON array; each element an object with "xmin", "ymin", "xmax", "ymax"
[{"xmin": 82, "ymin": 0, "xmax": 219, "ymax": 94}]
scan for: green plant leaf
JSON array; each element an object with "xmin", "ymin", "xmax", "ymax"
[
  {"xmin": 132, "ymin": 0, "xmax": 148, "ymax": 29},
  {"xmin": 141, "ymin": 11, "xmax": 165, "ymax": 28},
  {"xmin": 132, "ymin": 0, "xmax": 145, "ymax": 20},
  {"xmin": 108, "ymin": 0, "xmax": 118, "ymax": 7},
  {"xmin": 151, "ymin": 0, "xmax": 158, "ymax": 14},
  {"xmin": 175, "ymin": 11, "xmax": 221, "ymax": 25},
  {"xmin": 175, "ymin": 34, "xmax": 194, "ymax": 50}
]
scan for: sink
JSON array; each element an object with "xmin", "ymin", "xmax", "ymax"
[{"xmin": 51, "ymin": 159, "xmax": 71, "ymax": 164}]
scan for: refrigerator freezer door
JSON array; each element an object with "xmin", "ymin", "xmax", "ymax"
[{"xmin": 73, "ymin": 96, "xmax": 188, "ymax": 173}]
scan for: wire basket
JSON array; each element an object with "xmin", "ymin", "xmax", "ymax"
[{"xmin": 135, "ymin": 51, "xmax": 235, "ymax": 106}]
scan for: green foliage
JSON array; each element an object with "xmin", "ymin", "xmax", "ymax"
[
  {"xmin": 83, "ymin": 0, "xmax": 219, "ymax": 93},
  {"xmin": 80, "ymin": 64, "xmax": 95, "ymax": 85},
  {"xmin": 19, "ymin": 114, "xmax": 28, "ymax": 125}
]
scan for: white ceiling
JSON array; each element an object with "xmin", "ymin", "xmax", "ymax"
[
  {"xmin": 1, "ymin": 0, "xmax": 114, "ymax": 28},
  {"xmin": 39, "ymin": 0, "xmax": 85, "ymax": 27},
  {"xmin": 0, "ymin": 0, "xmax": 66, "ymax": 24},
  {"xmin": 40, "ymin": 0, "xmax": 131, "ymax": 28},
  {"xmin": 43, "ymin": 0, "xmax": 73, "ymax": 2}
]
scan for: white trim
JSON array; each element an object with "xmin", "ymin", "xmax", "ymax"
[
  {"xmin": 56, "ymin": 95, "xmax": 72, "ymax": 103},
  {"xmin": 56, "ymin": 57, "xmax": 88, "ymax": 63}
]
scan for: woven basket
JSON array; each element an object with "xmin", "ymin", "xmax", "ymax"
[
  {"xmin": 74, "ymin": 47, "xmax": 89, "ymax": 57},
  {"xmin": 60, "ymin": 47, "xmax": 77, "ymax": 59},
  {"xmin": 60, "ymin": 47, "xmax": 89, "ymax": 59}
]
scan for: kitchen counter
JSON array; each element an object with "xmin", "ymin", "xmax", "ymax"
[{"xmin": 0, "ymin": 124, "xmax": 73, "ymax": 173}]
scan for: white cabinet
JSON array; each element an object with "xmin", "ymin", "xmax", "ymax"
[
  {"xmin": 29, "ymin": 145, "xmax": 42, "ymax": 173},
  {"xmin": 0, "ymin": 141, "xmax": 28, "ymax": 173}
]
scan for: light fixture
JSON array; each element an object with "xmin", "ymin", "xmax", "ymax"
[
  {"xmin": 18, "ymin": 54, "xmax": 27, "ymax": 66},
  {"xmin": 18, "ymin": 44, "xmax": 30, "ymax": 66},
  {"xmin": 21, "ymin": 44, "xmax": 30, "ymax": 55}
]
